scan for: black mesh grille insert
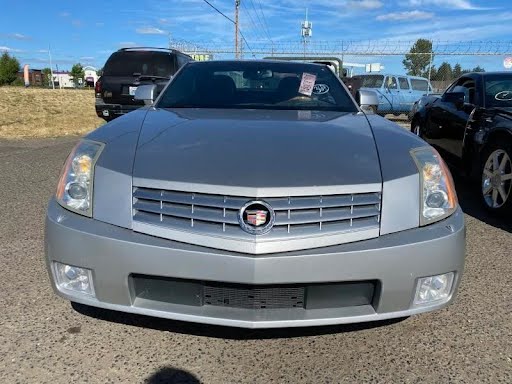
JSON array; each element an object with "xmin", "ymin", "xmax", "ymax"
[{"xmin": 203, "ymin": 284, "xmax": 305, "ymax": 309}]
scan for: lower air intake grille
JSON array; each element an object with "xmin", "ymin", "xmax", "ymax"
[{"xmin": 204, "ymin": 283, "xmax": 305, "ymax": 309}]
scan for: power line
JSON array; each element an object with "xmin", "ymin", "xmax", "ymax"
[
  {"xmin": 240, "ymin": 0, "xmax": 266, "ymax": 41},
  {"xmin": 249, "ymin": 0, "xmax": 272, "ymax": 42},
  {"xmin": 255, "ymin": 0, "xmax": 273, "ymax": 43},
  {"xmin": 201, "ymin": 0, "xmax": 255, "ymax": 57},
  {"xmin": 239, "ymin": 31, "xmax": 255, "ymax": 58},
  {"xmin": 202, "ymin": 0, "xmax": 235, "ymax": 24}
]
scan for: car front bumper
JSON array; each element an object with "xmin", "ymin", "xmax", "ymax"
[{"xmin": 45, "ymin": 199, "xmax": 465, "ymax": 329}]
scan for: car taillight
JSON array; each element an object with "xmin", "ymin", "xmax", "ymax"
[{"xmin": 95, "ymin": 79, "xmax": 102, "ymax": 98}]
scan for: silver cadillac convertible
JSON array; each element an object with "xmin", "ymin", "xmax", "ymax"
[{"xmin": 45, "ymin": 60, "xmax": 465, "ymax": 329}]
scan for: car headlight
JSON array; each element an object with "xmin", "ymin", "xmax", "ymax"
[
  {"xmin": 56, "ymin": 139, "xmax": 104, "ymax": 217},
  {"xmin": 411, "ymin": 147, "xmax": 457, "ymax": 226}
]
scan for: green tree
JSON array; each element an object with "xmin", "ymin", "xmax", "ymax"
[
  {"xmin": 429, "ymin": 65, "xmax": 437, "ymax": 81},
  {"xmin": 70, "ymin": 63, "xmax": 85, "ymax": 87},
  {"xmin": 41, "ymin": 67, "xmax": 52, "ymax": 87},
  {"xmin": 436, "ymin": 62, "xmax": 453, "ymax": 81},
  {"xmin": 472, "ymin": 66, "xmax": 485, "ymax": 73},
  {"xmin": 403, "ymin": 39, "xmax": 433, "ymax": 77},
  {"xmin": 453, "ymin": 64, "xmax": 463, "ymax": 78},
  {"xmin": 0, "ymin": 52, "xmax": 20, "ymax": 85}
]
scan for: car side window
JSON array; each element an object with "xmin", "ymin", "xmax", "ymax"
[
  {"xmin": 386, "ymin": 76, "xmax": 398, "ymax": 90},
  {"xmin": 454, "ymin": 77, "xmax": 476, "ymax": 104},
  {"xmin": 177, "ymin": 54, "xmax": 190, "ymax": 69},
  {"xmin": 398, "ymin": 77, "xmax": 410, "ymax": 90},
  {"xmin": 411, "ymin": 79, "xmax": 429, "ymax": 92}
]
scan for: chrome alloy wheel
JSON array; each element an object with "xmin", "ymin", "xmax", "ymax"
[{"xmin": 482, "ymin": 149, "xmax": 512, "ymax": 209}]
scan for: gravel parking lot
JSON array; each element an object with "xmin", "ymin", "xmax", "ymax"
[{"xmin": 1, "ymin": 136, "xmax": 511, "ymax": 383}]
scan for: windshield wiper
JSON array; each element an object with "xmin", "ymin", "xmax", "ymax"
[{"xmin": 132, "ymin": 73, "xmax": 169, "ymax": 80}]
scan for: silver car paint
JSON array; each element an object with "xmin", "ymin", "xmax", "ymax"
[
  {"xmin": 89, "ymin": 110, "xmax": 148, "ymax": 229},
  {"xmin": 46, "ymin": 200, "xmax": 465, "ymax": 328},
  {"xmin": 357, "ymin": 89, "xmax": 379, "ymax": 110},
  {"xmin": 133, "ymin": 109, "xmax": 382, "ymax": 190},
  {"xmin": 89, "ymin": 109, "xmax": 425, "ymax": 236},
  {"xmin": 45, "ymin": 61, "xmax": 465, "ymax": 328}
]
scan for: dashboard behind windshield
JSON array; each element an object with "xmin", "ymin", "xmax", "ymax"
[{"xmin": 157, "ymin": 61, "xmax": 358, "ymax": 112}]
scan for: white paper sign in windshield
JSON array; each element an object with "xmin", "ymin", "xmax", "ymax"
[{"xmin": 299, "ymin": 73, "xmax": 317, "ymax": 96}]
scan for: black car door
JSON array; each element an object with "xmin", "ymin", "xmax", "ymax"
[{"xmin": 426, "ymin": 77, "xmax": 476, "ymax": 167}]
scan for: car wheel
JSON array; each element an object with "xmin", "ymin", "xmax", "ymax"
[
  {"xmin": 480, "ymin": 143, "xmax": 512, "ymax": 213},
  {"xmin": 365, "ymin": 105, "xmax": 378, "ymax": 115}
]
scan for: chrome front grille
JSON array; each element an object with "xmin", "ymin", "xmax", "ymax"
[{"xmin": 132, "ymin": 187, "xmax": 381, "ymax": 253}]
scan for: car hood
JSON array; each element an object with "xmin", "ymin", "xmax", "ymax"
[{"xmin": 132, "ymin": 108, "xmax": 382, "ymax": 195}]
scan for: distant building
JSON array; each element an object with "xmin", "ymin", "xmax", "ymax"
[
  {"xmin": 17, "ymin": 66, "xmax": 98, "ymax": 88},
  {"xmin": 52, "ymin": 71, "xmax": 75, "ymax": 88},
  {"xmin": 16, "ymin": 69, "xmax": 44, "ymax": 86},
  {"xmin": 83, "ymin": 66, "xmax": 98, "ymax": 87}
]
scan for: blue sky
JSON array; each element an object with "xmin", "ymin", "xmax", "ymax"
[{"xmin": 0, "ymin": 0, "xmax": 510, "ymax": 74}]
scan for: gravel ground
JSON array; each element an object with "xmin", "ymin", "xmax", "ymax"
[{"xmin": 0, "ymin": 136, "xmax": 511, "ymax": 384}]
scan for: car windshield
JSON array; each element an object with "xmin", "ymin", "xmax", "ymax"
[
  {"xmin": 157, "ymin": 61, "xmax": 358, "ymax": 112},
  {"xmin": 359, "ymin": 75, "xmax": 384, "ymax": 88},
  {"xmin": 484, "ymin": 74, "xmax": 512, "ymax": 108}
]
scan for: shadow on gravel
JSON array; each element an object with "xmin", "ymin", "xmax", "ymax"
[
  {"xmin": 453, "ymin": 174, "xmax": 512, "ymax": 233},
  {"xmin": 71, "ymin": 302, "xmax": 407, "ymax": 340},
  {"xmin": 144, "ymin": 367, "xmax": 201, "ymax": 384}
]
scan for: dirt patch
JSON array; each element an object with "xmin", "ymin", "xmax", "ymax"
[{"xmin": 0, "ymin": 87, "xmax": 104, "ymax": 139}]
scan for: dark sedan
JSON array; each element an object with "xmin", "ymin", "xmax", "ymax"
[{"xmin": 411, "ymin": 72, "xmax": 512, "ymax": 214}]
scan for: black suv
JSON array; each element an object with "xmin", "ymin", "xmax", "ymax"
[{"xmin": 95, "ymin": 47, "xmax": 193, "ymax": 121}]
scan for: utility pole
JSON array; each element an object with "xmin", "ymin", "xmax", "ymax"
[
  {"xmin": 235, "ymin": 0, "xmax": 240, "ymax": 59},
  {"xmin": 48, "ymin": 44, "xmax": 55, "ymax": 90},
  {"xmin": 301, "ymin": 8, "xmax": 312, "ymax": 59},
  {"xmin": 427, "ymin": 40, "xmax": 433, "ymax": 94}
]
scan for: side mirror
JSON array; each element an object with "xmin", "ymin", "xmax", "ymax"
[
  {"xmin": 134, "ymin": 84, "xmax": 157, "ymax": 106},
  {"xmin": 356, "ymin": 89, "xmax": 379, "ymax": 112},
  {"xmin": 442, "ymin": 92, "xmax": 465, "ymax": 110}
]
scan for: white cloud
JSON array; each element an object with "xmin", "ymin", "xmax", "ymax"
[
  {"xmin": 136, "ymin": 27, "xmax": 166, "ymax": 35},
  {"xmin": 381, "ymin": 12, "xmax": 512, "ymax": 41},
  {"xmin": 377, "ymin": 10, "xmax": 434, "ymax": 21},
  {"xmin": 80, "ymin": 56, "xmax": 95, "ymax": 61},
  {"xmin": 347, "ymin": 0, "xmax": 384, "ymax": 10},
  {"xmin": 405, "ymin": 0, "xmax": 492, "ymax": 10},
  {"xmin": 0, "ymin": 46, "xmax": 23, "ymax": 52},
  {"xmin": 7, "ymin": 33, "xmax": 31, "ymax": 40},
  {"xmin": 59, "ymin": 11, "xmax": 70, "ymax": 17}
]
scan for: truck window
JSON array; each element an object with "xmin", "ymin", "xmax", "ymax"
[
  {"xmin": 359, "ymin": 75, "xmax": 384, "ymax": 88},
  {"xmin": 385, "ymin": 76, "xmax": 398, "ymax": 90},
  {"xmin": 398, "ymin": 77, "xmax": 410, "ymax": 90},
  {"xmin": 411, "ymin": 79, "xmax": 429, "ymax": 92},
  {"xmin": 177, "ymin": 54, "xmax": 191, "ymax": 69}
]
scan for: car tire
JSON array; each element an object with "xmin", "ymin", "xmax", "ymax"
[
  {"xmin": 368, "ymin": 105, "xmax": 377, "ymax": 114},
  {"xmin": 480, "ymin": 142, "xmax": 512, "ymax": 214}
]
